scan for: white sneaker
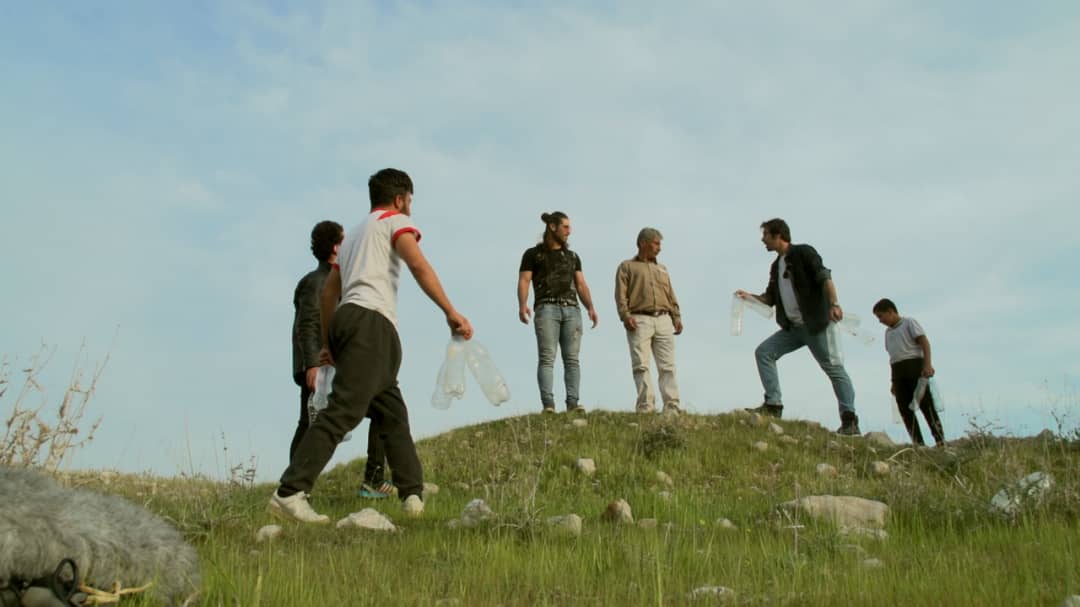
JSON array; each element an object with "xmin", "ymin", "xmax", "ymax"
[
  {"xmin": 402, "ymin": 494, "xmax": 424, "ymax": 518},
  {"xmin": 269, "ymin": 491, "xmax": 330, "ymax": 524}
]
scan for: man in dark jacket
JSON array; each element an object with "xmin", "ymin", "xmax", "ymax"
[
  {"xmin": 292, "ymin": 220, "xmax": 390, "ymax": 496},
  {"xmin": 735, "ymin": 218, "xmax": 860, "ymax": 435}
]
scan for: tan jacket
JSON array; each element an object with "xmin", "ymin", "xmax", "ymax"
[{"xmin": 615, "ymin": 257, "xmax": 681, "ymax": 323}]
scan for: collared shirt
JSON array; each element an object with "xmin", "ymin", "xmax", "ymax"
[{"xmin": 615, "ymin": 256, "xmax": 681, "ymax": 323}]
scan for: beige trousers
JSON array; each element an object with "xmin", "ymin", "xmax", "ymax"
[{"xmin": 625, "ymin": 314, "xmax": 680, "ymax": 412}]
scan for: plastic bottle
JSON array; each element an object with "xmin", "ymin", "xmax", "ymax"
[
  {"xmin": 464, "ymin": 340, "xmax": 511, "ymax": 406},
  {"xmin": 730, "ymin": 293, "xmax": 774, "ymax": 336},
  {"xmin": 836, "ymin": 312, "xmax": 875, "ymax": 345},
  {"xmin": 431, "ymin": 338, "xmax": 467, "ymax": 409},
  {"xmin": 307, "ymin": 365, "xmax": 351, "ymax": 441}
]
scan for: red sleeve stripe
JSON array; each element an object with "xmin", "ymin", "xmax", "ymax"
[{"xmin": 391, "ymin": 226, "xmax": 422, "ymax": 246}]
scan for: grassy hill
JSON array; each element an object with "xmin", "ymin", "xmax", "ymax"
[{"xmin": 65, "ymin": 410, "xmax": 1079, "ymax": 605}]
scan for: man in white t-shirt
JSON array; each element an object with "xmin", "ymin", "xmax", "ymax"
[
  {"xmin": 872, "ymin": 298, "xmax": 944, "ymax": 446},
  {"xmin": 270, "ymin": 168, "xmax": 474, "ymax": 524}
]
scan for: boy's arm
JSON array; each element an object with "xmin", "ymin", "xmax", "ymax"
[
  {"xmin": 395, "ymin": 232, "xmax": 473, "ymax": 339},
  {"xmin": 574, "ymin": 271, "xmax": 598, "ymax": 328},
  {"xmin": 319, "ymin": 266, "xmax": 342, "ymax": 364},
  {"xmin": 518, "ymin": 271, "xmax": 533, "ymax": 323},
  {"xmin": 824, "ymin": 278, "xmax": 843, "ymax": 322},
  {"xmin": 915, "ymin": 335, "xmax": 934, "ymax": 377}
]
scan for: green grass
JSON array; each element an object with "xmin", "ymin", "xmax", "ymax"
[{"xmin": 72, "ymin": 411, "xmax": 1079, "ymax": 605}]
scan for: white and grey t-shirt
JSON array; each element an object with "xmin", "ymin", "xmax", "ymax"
[
  {"xmin": 337, "ymin": 209, "xmax": 422, "ymax": 328},
  {"xmin": 777, "ymin": 256, "xmax": 803, "ymax": 326},
  {"xmin": 884, "ymin": 317, "xmax": 926, "ymax": 364}
]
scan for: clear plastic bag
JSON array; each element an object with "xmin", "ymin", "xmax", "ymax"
[
  {"xmin": 730, "ymin": 293, "xmax": 774, "ymax": 336},
  {"xmin": 464, "ymin": 340, "xmax": 511, "ymax": 406},
  {"xmin": 835, "ymin": 312, "xmax": 875, "ymax": 345},
  {"xmin": 911, "ymin": 377, "xmax": 945, "ymax": 413},
  {"xmin": 307, "ymin": 365, "xmax": 351, "ymax": 441},
  {"xmin": 431, "ymin": 338, "xmax": 467, "ymax": 409}
]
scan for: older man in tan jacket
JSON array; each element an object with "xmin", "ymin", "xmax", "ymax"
[{"xmin": 615, "ymin": 227, "xmax": 683, "ymax": 414}]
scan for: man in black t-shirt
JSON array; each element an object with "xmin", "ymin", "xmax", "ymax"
[{"xmin": 517, "ymin": 212, "xmax": 599, "ymax": 412}]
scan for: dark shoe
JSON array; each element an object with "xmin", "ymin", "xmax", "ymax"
[
  {"xmin": 836, "ymin": 412, "xmax": 861, "ymax": 436},
  {"xmin": 746, "ymin": 404, "xmax": 783, "ymax": 419},
  {"xmin": 567, "ymin": 405, "xmax": 586, "ymax": 413}
]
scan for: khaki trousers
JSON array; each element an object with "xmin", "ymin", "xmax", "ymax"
[{"xmin": 625, "ymin": 314, "xmax": 680, "ymax": 412}]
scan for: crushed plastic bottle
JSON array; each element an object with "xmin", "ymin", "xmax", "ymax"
[
  {"xmin": 464, "ymin": 340, "xmax": 511, "ymax": 406},
  {"xmin": 730, "ymin": 293, "xmax": 774, "ymax": 336},
  {"xmin": 431, "ymin": 338, "xmax": 467, "ymax": 409},
  {"xmin": 911, "ymin": 377, "xmax": 945, "ymax": 413},
  {"xmin": 307, "ymin": 365, "xmax": 351, "ymax": 441}
]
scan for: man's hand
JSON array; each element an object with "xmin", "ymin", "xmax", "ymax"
[
  {"xmin": 622, "ymin": 316, "xmax": 637, "ymax": 331},
  {"xmin": 921, "ymin": 363, "xmax": 935, "ymax": 378},
  {"xmin": 734, "ymin": 289, "xmax": 752, "ymax": 300},
  {"xmin": 587, "ymin": 307, "xmax": 599, "ymax": 329},
  {"xmin": 519, "ymin": 305, "xmax": 532, "ymax": 324},
  {"xmin": 829, "ymin": 304, "xmax": 844, "ymax": 322},
  {"xmin": 318, "ymin": 347, "xmax": 334, "ymax": 367},
  {"xmin": 674, "ymin": 319, "xmax": 684, "ymax": 335},
  {"xmin": 305, "ymin": 366, "xmax": 319, "ymax": 391},
  {"xmin": 447, "ymin": 310, "xmax": 474, "ymax": 339}
]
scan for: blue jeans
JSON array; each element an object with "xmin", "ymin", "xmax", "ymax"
[
  {"xmin": 534, "ymin": 304, "xmax": 583, "ymax": 409},
  {"xmin": 754, "ymin": 324, "xmax": 856, "ymax": 418}
]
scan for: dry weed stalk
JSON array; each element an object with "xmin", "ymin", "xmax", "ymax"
[{"xmin": 1, "ymin": 341, "xmax": 108, "ymax": 471}]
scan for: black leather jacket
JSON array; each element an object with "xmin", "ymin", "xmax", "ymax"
[
  {"xmin": 292, "ymin": 261, "xmax": 332, "ymax": 377},
  {"xmin": 761, "ymin": 244, "xmax": 833, "ymax": 335}
]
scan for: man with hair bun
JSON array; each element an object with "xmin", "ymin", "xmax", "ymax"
[
  {"xmin": 518, "ymin": 211, "xmax": 599, "ymax": 413},
  {"xmin": 615, "ymin": 227, "xmax": 684, "ymax": 414}
]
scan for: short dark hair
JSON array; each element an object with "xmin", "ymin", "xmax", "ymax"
[
  {"xmin": 369, "ymin": 168, "xmax": 414, "ymax": 209},
  {"xmin": 541, "ymin": 211, "xmax": 568, "ymax": 245},
  {"xmin": 872, "ymin": 298, "xmax": 898, "ymax": 314},
  {"xmin": 310, "ymin": 220, "xmax": 344, "ymax": 262},
  {"xmin": 760, "ymin": 218, "xmax": 791, "ymax": 243}
]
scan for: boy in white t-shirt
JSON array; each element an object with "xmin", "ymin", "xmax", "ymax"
[
  {"xmin": 270, "ymin": 168, "xmax": 474, "ymax": 524},
  {"xmin": 872, "ymin": 298, "xmax": 944, "ymax": 446}
]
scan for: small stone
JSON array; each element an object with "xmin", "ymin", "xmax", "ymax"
[
  {"xmin": 656, "ymin": 470, "xmax": 674, "ymax": 486},
  {"xmin": 602, "ymin": 499, "xmax": 634, "ymax": 524},
  {"xmin": 576, "ymin": 458, "xmax": 597, "ymax": 476},
  {"xmin": 861, "ymin": 558, "xmax": 884, "ymax": 569},
  {"xmin": 828, "ymin": 440, "xmax": 842, "ymax": 450},
  {"xmin": 460, "ymin": 498, "xmax": 495, "ymax": 528},
  {"xmin": 870, "ymin": 461, "xmax": 890, "ymax": 476},
  {"xmin": 753, "ymin": 441, "xmax": 769, "ymax": 452},
  {"xmin": 990, "ymin": 471, "xmax": 1054, "ymax": 517},
  {"xmin": 748, "ymin": 413, "xmax": 766, "ymax": 427},
  {"xmin": 783, "ymin": 495, "xmax": 890, "ymax": 529},
  {"xmin": 1060, "ymin": 595, "xmax": 1080, "ymax": 607},
  {"xmin": 452, "ymin": 481, "xmax": 470, "ymax": 492},
  {"xmin": 638, "ymin": 518, "xmax": 658, "ymax": 529},
  {"xmin": 424, "ymin": 482, "xmax": 440, "ymax": 495},
  {"xmin": 628, "ymin": 422, "xmax": 639, "ymax": 428},
  {"xmin": 546, "ymin": 514, "xmax": 583, "ymax": 537},
  {"xmin": 816, "ymin": 463, "xmax": 838, "ymax": 477},
  {"xmin": 248, "ymin": 549, "xmax": 260, "ymax": 557},
  {"xmin": 780, "ymin": 435, "xmax": 799, "ymax": 446},
  {"xmin": 864, "ymin": 431, "xmax": 897, "ymax": 448},
  {"xmin": 716, "ymin": 518, "xmax": 737, "ymax": 530},
  {"xmin": 768, "ymin": 423, "xmax": 784, "ymax": 435},
  {"xmin": 255, "ymin": 525, "xmax": 283, "ymax": 543},
  {"xmin": 689, "ymin": 586, "xmax": 735, "ymax": 600},
  {"xmin": 336, "ymin": 508, "xmax": 397, "ymax": 532},
  {"xmin": 571, "ymin": 418, "xmax": 588, "ymax": 428},
  {"xmin": 658, "ymin": 490, "xmax": 672, "ymax": 502}
]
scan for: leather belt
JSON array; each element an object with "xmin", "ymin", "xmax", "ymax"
[{"xmin": 632, "ymin": 310, "xmax": 669, "ymax": 316}]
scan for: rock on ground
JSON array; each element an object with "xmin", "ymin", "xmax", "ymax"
[
  {"xmin": 781, "ymin": 495, "xmax": 890, "ymax": 529},
  {"xmin": 255, "ymin": 525, "xmax": 283, "ymax": 543},
  {"xmin": 602, "ymin": 499, "xmax": 634, "ymax": 524},
  {"xmin": 336, "ymin": 508, "xmax": 397, "ymax": 532},
  {"xmin": 864, "ymin": 431, "xmax": 896, "ymax": 448},
  {"xmin": 576, "ymin": 458, "xmax": 597, "ymax": 477},
  {"xmin": 571, "ymin": 418, "xmax": 588, "ymax": 428},
  {"xmin": 769, "ymin": 423, "xmax": 784, "ymax": 435},
  {"xmin": 656, "ymin": 470, "xmax": 674, "ymax": 486},
  {"xmin": 546, "ymin": 514, "xmax": 583, "ymax": 537},
  {"xmin": 870, "ymin": 461, "xmax": 890, "ymax": 476},
  {"xmin": 990, "ymin": 472, "xmax": 1054, "ymax": 517},
  {"xmin": 689, "ymin": 586, "xmax": 736, "ymax": 601},
  {"xmin": 460, "ymin": 498, "xmax": 495, "ymax": 528},
  {"xmin": 816, "ymin": 463, "xmax": 838, "ymax": 477},
  {"xmin": 753, "ymin": 441, "xmax": 769, "ymax": 452}
]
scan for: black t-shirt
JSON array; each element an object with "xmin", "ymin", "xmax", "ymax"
[{"xmin": 519, "ymin": 243, "xmax": 582, "ymax": 306}]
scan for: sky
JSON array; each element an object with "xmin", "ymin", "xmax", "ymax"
[{"xmin": 2, "ymin": 1, "xmax": 1078, "ymax": 482}]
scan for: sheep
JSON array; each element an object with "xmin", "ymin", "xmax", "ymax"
[{"xmin": 0, "ymin": 467, "xmax": 200, "ymax": 605}]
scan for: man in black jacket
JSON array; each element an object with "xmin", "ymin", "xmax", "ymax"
[
  {"xmin": 735, "ymin": 218, "xmax": 860, "ymax": 435},
  {"xmin": 292, "ymin": 221, "xmax": 390, "ymax": 495}
]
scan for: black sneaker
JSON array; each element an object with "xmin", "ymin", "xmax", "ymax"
[
  {"xmin": 745, "ymin": 403, "xmax": 783, "ymax": 418},
  {"xmin": 836, "ymin": 412, "xmax": 861, "ymax": 436}
]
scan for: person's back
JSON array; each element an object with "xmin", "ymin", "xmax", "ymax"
[{"xmin": 337, "ymin": 209, "xmax": 419, "ymax": 326}]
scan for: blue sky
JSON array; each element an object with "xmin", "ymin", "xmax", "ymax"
[{"xmin": 2, "ymin": 1, "xmax": 1078, "ymax": 481}]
